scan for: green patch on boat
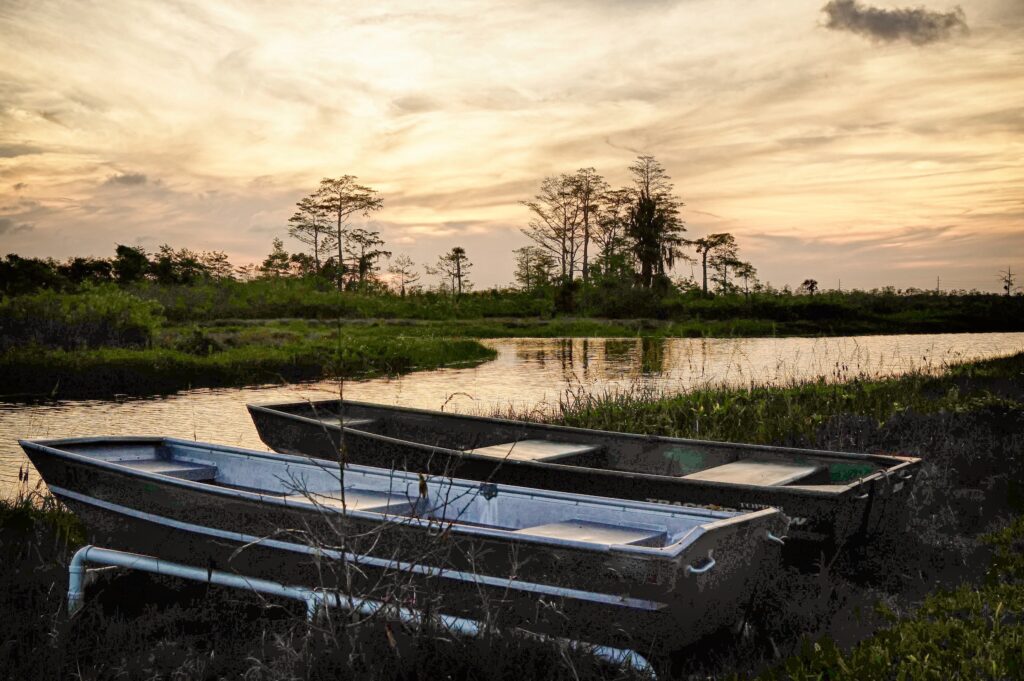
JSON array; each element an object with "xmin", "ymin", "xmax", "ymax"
[
  {"xmin": 828, "ymin": 462, "xmax": 877, "ymax": 483},
  {"xmin": 661, "ymin": 447, "xmax": 708, "ymax": 474}
]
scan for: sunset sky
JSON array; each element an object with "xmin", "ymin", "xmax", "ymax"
[{"xmin": 1, "ymin": 0, "xmax": 1021, "ymax": 291}]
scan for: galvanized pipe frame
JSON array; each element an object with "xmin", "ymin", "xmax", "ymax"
[{"xmin": 68, "ymin": 545, "xmax": 656, "ymax": 678}]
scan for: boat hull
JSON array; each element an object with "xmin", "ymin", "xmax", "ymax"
[
  {"xmin": 25, "ymin": 439, "xmax": 786, "ymax": 652},
  {"xmin": 249, "ymin": 400, "xmax": 919, "ymax": 547}
]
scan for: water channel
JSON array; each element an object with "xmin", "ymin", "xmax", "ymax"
[{"xmin": 3, "ymin": 332, "xmax": 1023, "ymax": 496}]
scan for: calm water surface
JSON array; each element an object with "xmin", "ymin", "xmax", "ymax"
[{"xmin": 3, "ymin": 332, "xmax": 1023, "ymax": 496}]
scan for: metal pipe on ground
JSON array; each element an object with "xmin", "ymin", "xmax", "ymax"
[{"xmin": 68, "ymin": 545, "xmax": 655, "ymax": 677}]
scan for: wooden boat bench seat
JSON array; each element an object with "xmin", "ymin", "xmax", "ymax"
[
  {"xmin": 513, "ymin": 520, "xmax": 666, "ymax": 547},
  {"xmin": 122, "ymin": 459, "xmax": 219, "ymax": 482},
  {"xmin": 285, "ymin": 488, "xmax": 418, "ymax": 515},
  {"xmin": 465, "ymin": 439, "xmax": 601, "ymax": 463},
  {"xmin": 318, "ymin": 416, "xmax": 377, "ymax": 429},
  {"xmin": 682, "ymin": 460, "xmax": 822, "ymax": 487}
]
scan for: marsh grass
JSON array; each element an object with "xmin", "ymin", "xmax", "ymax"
[
  {"xmin": 0, "ymin": 322, "xmax": 496, "ymax": 399},
  {"xmin": 751, "ymin": 517, "xmax": 1024, "ymax": 681},
  {"xmin": 533, "ymin": 351, "xmax": 1024, "ymax": 447},
  {"xmin": 493, "ymin": 351, "xmax": 1024, "ymax": 680}
]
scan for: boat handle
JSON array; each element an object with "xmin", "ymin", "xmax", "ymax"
[
  {"xmin": 685, "ymin": 556, "xmax": 716, "ymax": 576},
  {"xmin": 766, "ymin": 532, "xmax": 786, "ymax": 546},
  {"xmin": 899, "ymin": 472, "xmax": 913, "ymax": 480}
]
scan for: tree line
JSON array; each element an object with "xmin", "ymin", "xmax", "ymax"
[
  {"xmin": 3, "ymin": 160, "xmax": 1019, "ymax": 302},
  {"xmin": 514, "ymin": 155, "xmax": 756, "ymax": 301}
]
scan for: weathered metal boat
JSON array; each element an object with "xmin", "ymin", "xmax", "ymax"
[
  {"xmin": 248, "ymin": 399, "xmax": 921, "ymax": 545},
  {"xmin": 21, "ymin": 436, "xmax": 787, "ymax": 650}
]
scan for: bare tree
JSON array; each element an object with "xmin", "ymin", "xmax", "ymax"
[
  {"xmin": 288, "ymin": 196, "xmax": 334, "ymax": 273},
  {"xmin": 572, "ymin": 168, "xmax": 608, "ymax": 285},
  {"xmin": 593, "ymin": 187, "xmax": 633, "ymax": 276},
  {"xmin": 999, "ymin": 266, "xmax": 1016, "ymax": 296},
  {"xmin": 431, "ymin": 247, "xmax": 473, "ymax": 297},
  {"xmin": 345, "ymin": 228, "xmax": 391, "ymax": 290},
  {"xmin": 687, "ymin": 233, "xmax": 735, "ymax": 295},
  {"xmin": 733, "ymin": 261, "xmax": 758, "ymax": 300},
  {"xmin": 521, "ymin": 174, "xmax": 583, "ymax": 281},
  {"xmin": 314, "ymin": 176, "xmax": 383, "ymax": 290},
  {"xmin": 513, "ymin": 245, "xmax": 556, "ymax": 292},
  {"xmin": 387, "ymin": 255, "xmax": 420, "ymax": 297}
]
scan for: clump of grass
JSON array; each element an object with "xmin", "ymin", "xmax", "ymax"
[
  {"xmin": 753, "ymin": 517, "xmax": 1024, "ymax": 681},
  {"xmin": 0, "ymin": 480, "xmax": 85, "ymax": 550},
  {"xmin": 533, "ymin": 352, "xmax": 1024, "ymax": 448}
]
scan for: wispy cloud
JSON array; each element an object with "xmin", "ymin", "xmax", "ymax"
[
  {"xmin": 822, "ymin": 1, "xmax": 969, "ymax": 45},
  {"xmin": 103, "ymin": 172, "xmax": 148, "ymax": 187},
  {"xmin": 0, "ymin": 216, "xmax": 34, "ymax": 235},
  {"xmin": 0, "ymin": 143, "xmax": 43, "ymax": 158}
]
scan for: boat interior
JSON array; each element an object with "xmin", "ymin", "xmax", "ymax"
[
  {"xmin": 38, "ymin": 438, "xmax": 751, "ymax": 554},
  {"xmin": 274, "ymin": 401, "xmax": 885, "ymax": 488}
]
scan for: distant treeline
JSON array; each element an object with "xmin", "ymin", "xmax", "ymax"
[
  {"xmin": 2, "ymin": 250, "xmax": 1023, "ymax": 337},
  {"xmin": 2, "ymin": 150, "xmax": 1022, "ymax": 336}
]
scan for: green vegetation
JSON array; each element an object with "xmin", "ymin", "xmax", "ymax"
[
  {"xmin": 543, "ymin": 351, "xmax": 1024, "ymax": 446},
  {"xmin": 0, "ymin": 309, "xmax": 495, "ymax": 399},
  {"xmin": 753, "ymin": 520, "xmax": 1024, "ymax": 681},
  {"xmin": 115, "ymin": 278, "xmax": 1024, "ymax": 332},
  {"xmin": 0, "ymin": 287, "xmax": 163, "ymax": 350},
  {"xmin": 13, "ymin": 279, "xmax": 1023, "ymax": 399}
]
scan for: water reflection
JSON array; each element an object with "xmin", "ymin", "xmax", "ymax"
[{"xmin": 2, "ymin": 331, "xmax": 1023, "ymax": 497}]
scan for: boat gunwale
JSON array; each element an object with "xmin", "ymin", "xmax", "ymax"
[
  {"xmin": 19, "ymin": 436, "xmax": 779, "ymax": 559},
  {"xmin": 247, "ymin": 401, "xmax": 921, "ymax": 497}
]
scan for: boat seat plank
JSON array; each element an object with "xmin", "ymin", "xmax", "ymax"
[
  {"xmin": 513, "ymin": 520, "xmax": 666, "ymax": 547},
  {"xmin": 466, "ymin": 439, "xmax": 600, "ymax": 462},
  {"xmin": 683, "ymin": 461, "xmax": 822, "ymax": 486},
  {"xmin": 317, "ymin": 417, "xmax": 376, "ymax": 429},
  {"xmin": 285, "ymin": 488, "xmax": 417, "ymax": 515},
  {"xmin": 121, "ymin": 459, "xmax": 218, "ymax": 481}
]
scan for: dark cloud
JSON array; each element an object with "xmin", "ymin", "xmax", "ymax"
[
  {"xmin": 247, "ymin": 224, "xmax": 281, "ymax": 234},
  {"xmin": 392, "ymin": 94, "xmax": 439, "ymax": 115},
  {"xmin": 13, "ymin": 182, "xmax": 27, "ymax": 191},
  {"xmin": 103, "ymin": 172, "xmax": 148, "ymax": 187},
  {"xmin": 0, "ymin": 143, "xmax": 43, "ymax": 158},
  {"xmin": 0, "ymin": 217, "xmax": 34, "ymax": 235},
  {"xmin": 822, "ymin": 0, "xmax": 968, "ymax": 45}
]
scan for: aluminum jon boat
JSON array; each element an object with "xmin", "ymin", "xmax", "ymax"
[
  {"xmin": 248, "ymin": 399, "xmax": 921, "ymax": 546},
  {"xmin": 21, "ymin": 436, "xmax": 787, "ymax": 651}
]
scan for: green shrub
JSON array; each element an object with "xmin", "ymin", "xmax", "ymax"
[{"xmin": 0, "ymin": 286, "xmax": 164, "ymax": 350}]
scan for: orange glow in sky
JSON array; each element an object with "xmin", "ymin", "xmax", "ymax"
[{"xmin": 1, "ymin": 0, "xmax": 1021, "ymax": 290}]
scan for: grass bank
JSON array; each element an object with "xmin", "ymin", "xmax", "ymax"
[
  {"xmin": 0, "ymin": 322, "xmax": 495, "ymax": 400},
  {"xmin": 504, "ymin": 351, "xmax": 1023, "ymax": 679},
  {"xmin": 539, "ymin": 351, "xmax": 1024, "ymax": 447}
]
